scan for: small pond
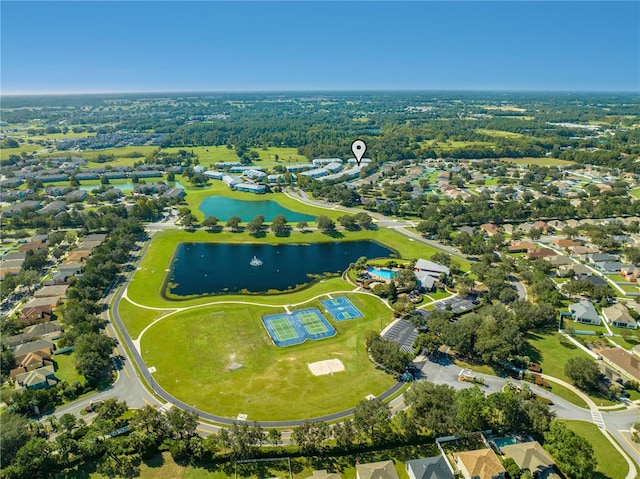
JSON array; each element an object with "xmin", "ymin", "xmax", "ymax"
[
  {"xmin": 198, "ymin": 196, "xmax": 315, "ymax": 222},
  {"xmin": 168, "ymin": 241, "xmax": 395, "ymax": 296}
]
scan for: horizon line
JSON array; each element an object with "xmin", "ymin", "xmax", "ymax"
[{"xmin": 2, "ymin": 88, "xmax": 639, "ymax": 97}]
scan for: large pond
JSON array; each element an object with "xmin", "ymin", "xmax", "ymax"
[
  {"xmin": 199, "ymin": 196, "xmax": 315, "ymax": 222},
  {"xmin": 167, "ymin": 241, "xmax": 395, "ymax": 296}
]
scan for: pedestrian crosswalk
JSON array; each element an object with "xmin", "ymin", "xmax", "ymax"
[
  {"xmin": 591, "ymin": 409, "xmax": 605, "ymax": 429},
  {"xmin": 158, "ymin": 403, "xmax": 173, "ymax": 414}
]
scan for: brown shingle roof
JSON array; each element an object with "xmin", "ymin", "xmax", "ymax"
[{"xmin": 454, "ymin": 449, "xmax": 505, "ymax": 479}]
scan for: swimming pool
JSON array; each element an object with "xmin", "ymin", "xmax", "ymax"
[
  {"xmin": 492, "ymin": 436, "xmax": 517, "ymax": 450},
  {"xmin": 367, "ymin": 266, "xmax": 397, "ymax": 280}
]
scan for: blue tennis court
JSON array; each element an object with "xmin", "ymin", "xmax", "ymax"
[
  {"xmin": 321, "ymin": 296, "xmax": 363, "ymax": 321},
  {"xmin": 262, "ymin": 308, "xmax": 336, "ymax": 347}
]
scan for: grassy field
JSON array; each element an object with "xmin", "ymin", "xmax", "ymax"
[
  {"xmin": 559, "ymin": 420, "xmax": 630, "ymax": 479},
  {"xmin": 525, "ymin": 332, "xmax": 617, "ymax": 406},
  {"xmin": 498, "ymin": 157, "xmax": 575, "ymax": 166},
  {"xmin": 140, "ymin": 294, "xmax": 397, "ymax": 420},
  {"xmin": 118, "ymin": 297, "xmax": 175, "ymax": 340},
  {"xmin": 162, "ymin": 146, "xmax": 308, "ymax": 168},
  {"xmin": 475, "ymin": 128, "xmax": 524, "ymax": 138},
  {"xmin": 629, "ymin": 187, "xmax": 640, "ymax": 200},
  {"xmin": 544, "ymin": 378, "xmax": 589, "ymax": 409},
  {"xmin": 53, "ymin": 351, "xmax": 84, "ymax": 385}
]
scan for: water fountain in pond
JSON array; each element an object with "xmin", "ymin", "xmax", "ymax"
[{"xmin": 250, "ymin": 255, "xmax": 263, "ymax": 267}]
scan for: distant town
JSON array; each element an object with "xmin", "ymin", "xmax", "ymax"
[{"xmin": 1, "ymin": 92, "xmax": 639, "ymax": 479}]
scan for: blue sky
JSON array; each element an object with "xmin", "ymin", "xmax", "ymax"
[{"xmin": 1, "ymin": 1, "xmax": 638, "ymax": 93}]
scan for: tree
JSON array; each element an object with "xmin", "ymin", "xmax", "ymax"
[
  {"xmin": 202, "ymin": 215, "xmax": 219, "ymax": 231},
  {"xmin": 354, "ymin": 212, "xmax": 373, "ymax": 229},
  {"xmin": 528, "ymin": 227, "xmax": 542, "ymax": 241},
  {"xmin": 226, "ymin": 215, "xmax": 241, "ymax": 231},
  {"xmin": 166, "ymin": 407, "xmax": 198, "ymax": 439},
  {"xmin": 565, "ymin": 357, "xmax": 601, "ymax": 391},
  {"xmin": 338, "ymin": 214, "xmax": 357, "ymax": 230},
  {"xmin": 0, "ymin": 411, "xmax": 31, "ymax": 464},
  {"xmin": 267, "ymin": 428, "xmax": 282, "ymax": 447},
  {"xmin": 177, "ymin": 207, "xmax": 197, "ymax": 228},
  {"xmin": 246, "ymin": 215, "xmax": 265, "ymax": 235},
  {"xmin": 270, "ymin": 214, "xmax": 288, "ymax": 236},
  {"xmin": 454, "ymin": 386, "xmax": 488, "ymax": 434},
  {"xmin": 12, "ymin": 437, "xmax": 56, "ymax": 479},
  {"xmin": 353, "ymin": 398, "xmax": 391, "ymax": 443},
  {"xmin": 316, "ymin": 215, "xmax": 335, "ymax": 233},
  {"xmin": 297, "ymin": 221, "xmax": 308, "ymax": 231},
  {"xmin": 404, "ymin": 382, "xmax": 457, "ymax": 436},
  {"xmin": 544, "ymin": 421, "xmax": 597, "ymax": 479},
  {"xmin": 75, "ymin": 333, "xmax": 117, "ymax": 386}
]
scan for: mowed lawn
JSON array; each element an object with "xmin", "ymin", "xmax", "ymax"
[
  {"xmin": 140, "ymin": 294, "xmax": 396, "ymax": 420},
  {"xmin": 559, "ymin": 420, "xmax": 630, "ymax": 479},
  {"xmin": 526, "ymin": 332, "xmax": 617, "ymax": 406},
  {"xmin": 118, "ymin": 297, "xmax": 175, "ymax": 340},
  {"xmin": 499, "ymin": 157, "xmax": 575, "ymax": 166}
]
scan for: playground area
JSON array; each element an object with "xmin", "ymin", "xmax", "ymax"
[
  {"xmin": 321, "ymin": 296, "xmax": 364, "ymax": 321},
  {"xmin": 262, "ymin": 308, "xmax": 336, "ymax": 347}
]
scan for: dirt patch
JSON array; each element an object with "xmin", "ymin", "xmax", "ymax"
[{"xmin": 308, "ymin": 358, "xmax": 345, "ymax": 376}]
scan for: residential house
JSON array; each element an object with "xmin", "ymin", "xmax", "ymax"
[
  {"xmin": 587, "ymin": 253, "xmax": 619, "ymax": 265},
  {"xmin": 305, "ymin": 471, "xmax": 341, "ymax": 479},
  {"xmin": 508, "ymin": 241, "xmax": 535, "ymax": 253},
  {"xmin": 356, "ymin": 461, "xmax": 400, "ymax": 479},
  {"xmin": 13, "ymin": 339, "xmax": 55, "ymax": 356},
  {"xmin": 621, "ymin": 266, "xmax": 640, "ymax": 282},
  {"xmin": 602, "ymin": 304, "xmax": 638, "ymax": 330},
  {"xmin": 65, "ymin": 189, "xmax": 87, "ymax": 203},
  {"xmin": 33, "ymin": 284, "xmax": 69, "ymax": 298},
  {"xmin": 551, "ymin": 239, "xmax": 582, "ymax": 249},
  {"xmin": 599, "ymin": 348, "xmax": 640, "ymax": 382},
  {"xmin": 406, "ymin": 457, "xmax": 454, "ymax": 479},
  {"xmin": 594, "ymin": 261, "xmax": 625, "ymax": 274},
  {"xmin": 15, "ymin": 365, "xmax": 57, "ymax": 390},
  {"xmin": 10, "ymin": 350, "xmax": 54, "ymax": 378},
  {"xmin": 546, "ymin": 255, "xmax": 574, "ymax": 267},
  {"xmin": 533, "ymin": 221, "xmax": 548, "ymax": 232},
  {"xmin": 19, "ymin": 305, "xmax": 54, "ymax": 325},
  {"xmin": 6, "ymin": 321, "xmax": 62, "ymax": 348},
  {"xmin": 569, "ymin": 300, "xmax": 602, "ymax": 325},
  {"xmin": 18, "ymin": 240, "xmax": 48, "ymax": 253},
  {"xmin": 500, "ymin": 442, "xmax": 560, "ymax": 479},
  {"xmin": 457, "ymin": 226, "xmax": 475, "ymax": 235},
  {"xmin": 453, "ymin": 449, "xmax": 506, "ymax": 479},
  {"xmin": 526, "ymin": 248, "xmax": 556, "ymax": 260},
  {"xmin": 574, "ymin": 274, "xmax": 608, "ymax": 287},
  {"xmin": 38, "ymin": 201, "xmax": 66, "ymax": 216},
  {"xmin": 480, "ymin": 224, "xmax": 500, "ymax": 236},
  {"xmin": 569, "ymin": 245, "xmax": 600, "ymax": 255}
]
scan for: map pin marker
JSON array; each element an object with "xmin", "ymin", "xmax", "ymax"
[{"xmin": 351, "ymin": 139, "xmax": 367, "ymax": 167}]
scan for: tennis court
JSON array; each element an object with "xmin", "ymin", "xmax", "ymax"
[
  {"xmin": 262, "ymin": 308, "xmax": 335, "ymax": 347},
  {"xmin": 321, "ymin": 296, "xmax": 363, "ymax": 321},
  {"xmin": 297, "ymin": 309, "xmax": 329, "ymax": 334}
]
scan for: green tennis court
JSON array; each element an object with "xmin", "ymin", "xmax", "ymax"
[
  {"xmin": 298, "ymin": 311, "xmax": 329, "ymax": 334},
  {"xmin": 270, "ymin": 317, "xmax": 298, "ymax": 341}
]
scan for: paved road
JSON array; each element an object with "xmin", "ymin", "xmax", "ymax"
[{"xmin": 508, "ymin": 274, "xmax": 528, "ymax": 301}]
